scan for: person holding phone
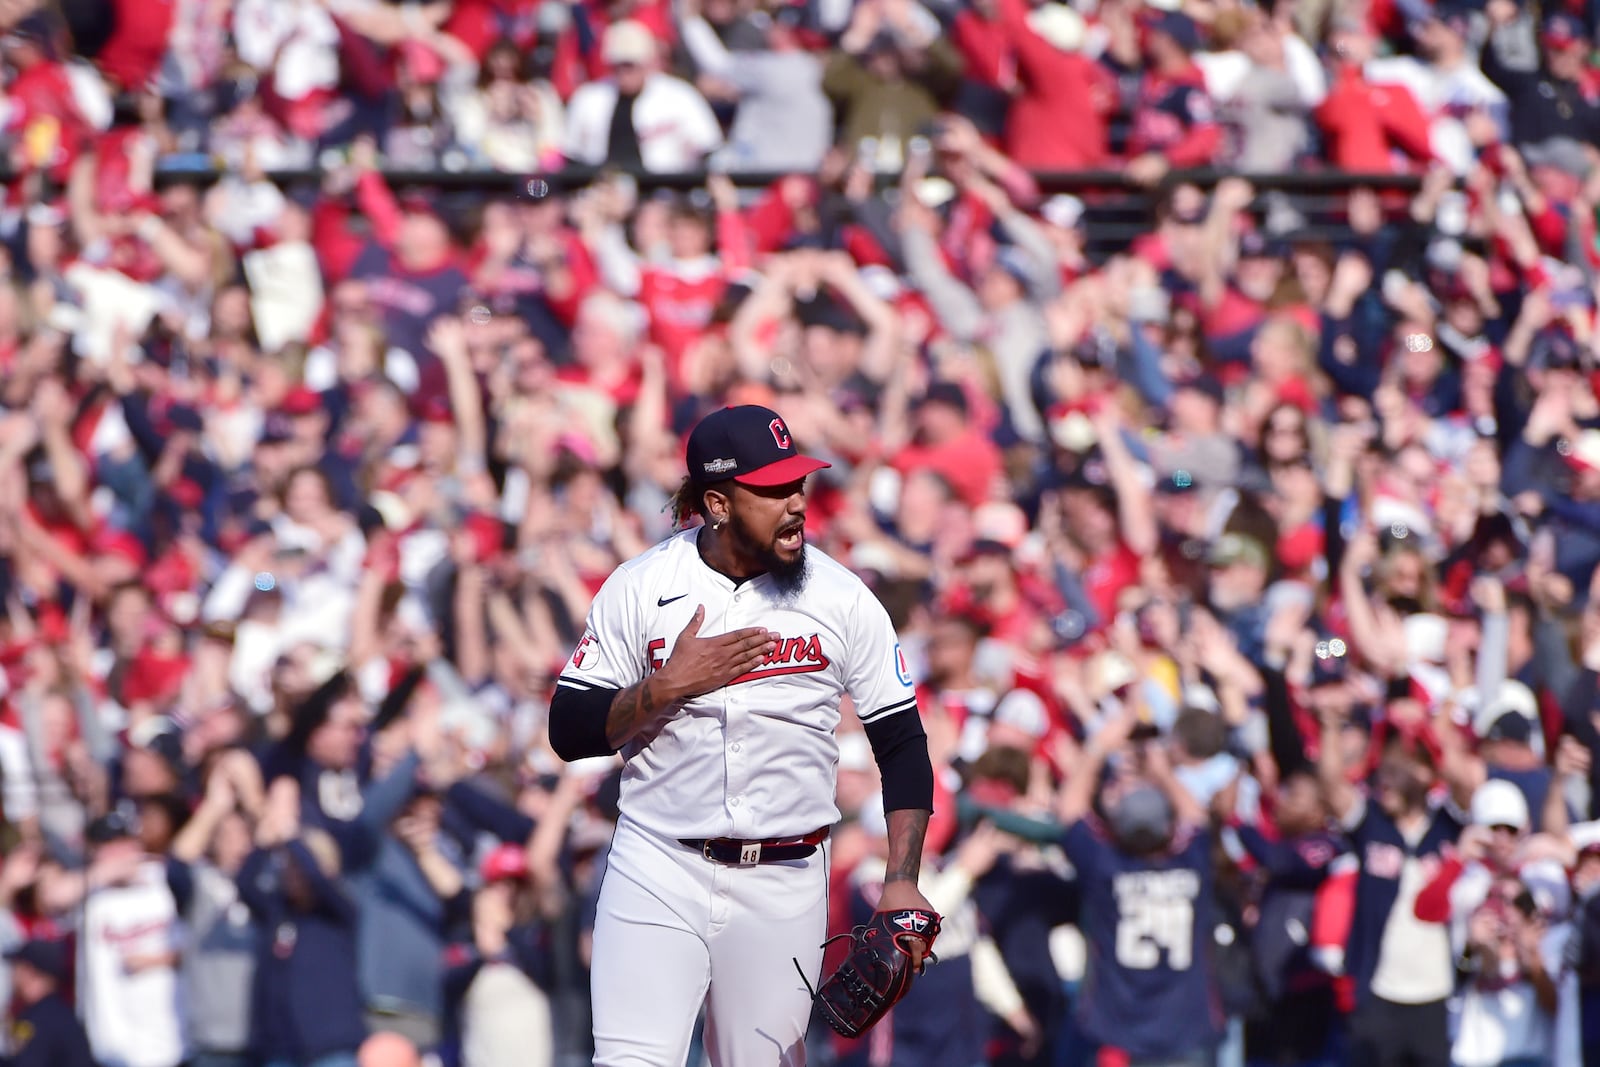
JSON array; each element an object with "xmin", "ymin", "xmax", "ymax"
[
  {"xmin": 1451, "ymin": 873, "xmax": 1564, "ymax": 1067},
  {"xmin": 1411, "ymin": 778, "xmax": 1578, "ymax": 1066}
]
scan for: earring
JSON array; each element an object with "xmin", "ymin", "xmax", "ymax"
[{"xmin": 712, "ymin": 519, "xmax": 724, "ymax": 530}]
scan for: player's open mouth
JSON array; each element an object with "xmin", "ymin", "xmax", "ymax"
[{"xmin": 775, "ymin": 526, "xmax": 804, "ymax": 552}]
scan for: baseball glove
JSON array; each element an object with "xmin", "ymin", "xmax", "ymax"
[{"xmin": 800, "ymin": 908, "xmax": 942, "ymax": 1039}]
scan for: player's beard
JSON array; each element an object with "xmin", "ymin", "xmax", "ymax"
[{"xmin": 729, "ymin": 511, "xmax": 810, "ymax": 600}]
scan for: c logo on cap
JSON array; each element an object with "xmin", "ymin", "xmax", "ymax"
[{"xmin": 769, "ymin": 418, "xmax": 791, "ymax": 450}]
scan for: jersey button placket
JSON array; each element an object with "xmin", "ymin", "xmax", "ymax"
[
  {"xmin": 726, "ymin": 725, "xmax": 748, "ymax": 836},
  {"xmin": 723, "ymin": 593, "xmax": 751, "ymax": 836}
]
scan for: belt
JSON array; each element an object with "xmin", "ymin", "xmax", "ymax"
[{"xmin": 680, "ymin": 827, "xmax": 830, "ymax": 866}]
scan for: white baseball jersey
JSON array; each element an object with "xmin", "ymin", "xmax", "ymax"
[
  {"xmin": 79, "ymin": 861, "xmax": 190, "ymax": 1067},
  {"xmin": 557, "ymin": 529, "xmax": 918, "ymax": 841}
]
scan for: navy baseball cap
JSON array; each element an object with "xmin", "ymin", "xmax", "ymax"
[
  {"xmin": 4, "ymin": 14, "xmax": 57, "ymax": 56},
  {"xmin": 1174, "ymin": 372, "xmax": 1225, "ymax": 405},
  {"xmin": 685, "ymin": 405, "xmax": 831, "ymax": 487},
  {"xmin": 1147, "ymin": 9, "xmax": 1201, "ymax": 51},
  {"xmin": 1426, "ymin": 1, "xmax": 1472, "ymax": 36},
  {"xmin": 1309, "ymin": 644, "xmax": 1350, "ymax": 688},
  {"xmin": 167, "ymin": 404, "xmax": 204, "ymax": 433},
  {"xmin": 1238, "ymin": 229, "xmax": 1288, "ymax": 260},
  {"xmin": 258, "ymin": 413, "xmax": 294, "ymax": 445},
  {"xmin": 86, "ymin": 809, "xmax": 138, "ymax": 845},
  {"xmin": 5, "ymin": 939, "xmax": 67, "ymax": 981},
  {"xmin": 1543, "ymin": 12, "xmax": 1586, "ymax": 47},
  {"xmin": 1531, "ymin": 326, "xmax": 1583, "ymax": 370},
  {"xmin": 918, "ymin": 381, "xmax": 970, "ymax": 415},
  {"xmin": 1484, "ymin": 710, "xmax": 1533, "ymax": 744}
]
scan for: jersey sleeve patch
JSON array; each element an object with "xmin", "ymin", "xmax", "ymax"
[{"xmin": 569, "ymin": 629, "xmax": 602, "ymax": 671}]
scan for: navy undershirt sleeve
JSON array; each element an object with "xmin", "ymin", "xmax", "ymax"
[
  {"xmin": 549, "ymin": 683, "xmax": 620, "ymax": 762},
  {"xmin": 863, "ymin": 709, "xmax": 935, "ymax": 812}
]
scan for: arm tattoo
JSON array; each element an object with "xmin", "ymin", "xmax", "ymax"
[
  {"xmin": 884, "ymin": 808, "xmax": 930, "ymax": 885},
  {"xmin": 604, "ymin": 678, "xmax": 673, "ymax": 751}
]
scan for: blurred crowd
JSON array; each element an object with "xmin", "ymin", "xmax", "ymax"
[{"xmin": 8, "ymin": 0, "xmax": 1600, "ymax": 1065}]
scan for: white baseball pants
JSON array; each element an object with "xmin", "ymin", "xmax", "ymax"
[{"xmin": 591, "ymin": 816, "xmax": 830, "ymax": 1067}]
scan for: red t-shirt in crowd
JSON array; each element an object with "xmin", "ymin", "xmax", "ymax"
[
  {"xmin": 996, "ymin": 0, "xmax": 1113, "ymax": 170},
  {"xmin": 1314, "ymin": 64, "xmax": 1434, "ymax": 172},
  {"xmin": 952, "ymin": 10, "xmax": 1010, "ymax": 89},
  {"xmin": 1079, "ymin": 540, "xmax": 1142, "ymax": 623},
  {"xmin": 890, "ymin": 429, "xmax": 1003, "ymax": 509},
  {"xmin": 1201, "ymin": 286, "xmax": 1268, "ymax": 340},
  {"xmin": 444, "ymin": 0, "xmax": 542, "ymax": 58},
  {"xmin": 3, "ymin": 61, "xmax": 91, "ymax": 191},
  {"xmin": 640, "ymin": 262, "xmax": 727, "ymax": 390},
  {"xmin": 97, "ymin": 0, "xmax": 177, "ymax": 90}
]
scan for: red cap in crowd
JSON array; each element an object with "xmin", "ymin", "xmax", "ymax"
[
  {"xmin": 92, "ymin": 527, "xmax": 149, "ymax": 570},
  {"xmin": 480, "ymin": 844, "xmax": 530, "ymax": 883}
]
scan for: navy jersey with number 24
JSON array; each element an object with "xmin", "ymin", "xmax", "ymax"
[{"xmin": 1062, "ymin": 818, "xmax": 1225, "ymax": 1061}]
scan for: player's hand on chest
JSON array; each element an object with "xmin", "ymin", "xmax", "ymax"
[{"xmin": 646, "ymin": 596, "xmax": 844, "ymax": 704}]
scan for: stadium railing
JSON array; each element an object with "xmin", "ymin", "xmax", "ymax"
[{"xmin": 44, "ymin": 158, "xmax": 1428, "ymax": 258}]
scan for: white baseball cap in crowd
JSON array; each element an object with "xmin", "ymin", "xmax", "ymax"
[
  {"xmin": 1183, "ymin": 682, "xmax": 1221, "ymax": 715},
  {"xmin": 1470, "ymin": 778, "xmax": 1530, "ymax": 832},
  {"xmin": 1571, "ymin": 820, "xmax": 1600, "ymax": 855},
  {"xmin": 602, "ymin": 20, "xmax": 658, "ymax": 66},
  {"xmin": 858, "ymin": 264, "xmax": 903, "ymax": 302},
  {"xmin": 1521, "ymin": 860, "xmax": 1573, "ymax": 918},
  {"xmin": 1040, "ymin": 194, "xmax": 1086, "ymax": 231},
  {"xmin": 1025, "ymin": 3, "xmax": 1087, "ymax": 51},
  {"xmin": 1467, "ymin": 679, "xmax": 1540, "ymax": 739},
  {"xmin": 1568, "ymin": 428, "xmax": 1600, "ymax": 475},
  {"xmin": 1091, "ymin": 650, "xmax": 1138, "ymax": 697},
  {"xmin": 993, "ymin": 688, "xmax": 1051, "ymax": 739},
  {"xmin": 973, "ymin": 501, "xmax": 1029, "ymax": 550}
]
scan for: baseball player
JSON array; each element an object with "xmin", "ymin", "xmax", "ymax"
[{"xmin": 549, "ymin": 403, "xmax": 937, "ymax": 1067}]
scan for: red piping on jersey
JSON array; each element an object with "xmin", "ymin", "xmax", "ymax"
[{"xmin": 726, "ymin": 662, "xmax": 830, "ymax": 686}]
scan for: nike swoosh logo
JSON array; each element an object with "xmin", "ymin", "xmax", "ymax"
[{"xmin": 657, "ymin": 594, "xmax": 688, "ymax": 606}]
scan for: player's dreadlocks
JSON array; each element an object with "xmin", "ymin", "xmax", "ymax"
[{"xmin": 668, "ymin": 475, "xmax": 710, "ymax": 531}]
